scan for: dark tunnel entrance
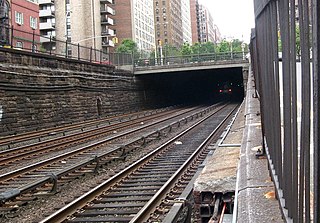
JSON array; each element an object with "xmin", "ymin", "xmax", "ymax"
[{"xmin": 136, "ymin": 67, "xmax": 245, "ymax": 108}]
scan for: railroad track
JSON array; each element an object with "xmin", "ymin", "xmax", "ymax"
[
  {"xmin": 0, "ymin": 104, "xmax": 222, "ymax": 210},
  {"xmin": 0, "ymin": 107, "xmax": 172, "ymax": 150},
  {"xmin": 39, "ymin": 103, "xmax": 238, "ymax": 223},
  {"xmin": 0, "ymin": 106, "xmax": 198, "ymax": 171}
]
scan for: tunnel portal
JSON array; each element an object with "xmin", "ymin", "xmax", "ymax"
[{"xmin": 136, "ymin": 67, "xmax": 245, "ymax": 108}]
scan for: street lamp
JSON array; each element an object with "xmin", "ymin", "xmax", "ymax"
[{"xmin": 241, "ymin": 42, "xmax": 246, "ymax": 60}]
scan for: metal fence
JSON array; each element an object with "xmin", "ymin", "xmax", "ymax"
[
  {"xmin": 0, "ymin": 25, "xmax": 132, "ymax": 66},
  {"xmin": 134, "ymin": 51, "xmax": 248, "ymax": 68},
  {"xmin": 250, "ymin": 0, "xmax": 320, "ymax": 222}
]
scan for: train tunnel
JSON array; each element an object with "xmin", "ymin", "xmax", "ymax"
[{"xmin": 136, "ymin": 67, "xmax": 246, "ymax": 108}]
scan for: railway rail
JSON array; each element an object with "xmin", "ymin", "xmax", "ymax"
[
  {"xmin": 0, "ymin": 107, "xmax": 172, "ymax": 150},
  {"xmin": 39, "ymin": 103, "xmax": 238, "ymax": 223},
  {"xmin": 0, "ymin": 106, "xmax": 198, "ymax": 170},
  {"xmin": 0, "ymin": 104, "xmax": 223, "ymax": 212}
]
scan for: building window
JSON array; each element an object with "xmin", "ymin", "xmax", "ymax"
[
  {"xmin": 15, "ymin": 11, "xmax": 23, "ymax": 25},
  {"xmin": 30, "ymin": 17, "xmax": 37, "ymax": 29},
  {"xmin": 16, "ymin": 41, "xmax": 23, "ymax": 48}
]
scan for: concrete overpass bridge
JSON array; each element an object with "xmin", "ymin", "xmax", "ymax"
[{"xmin": 132, "ymin": 52, "xmax": 249, "ymax": 76}]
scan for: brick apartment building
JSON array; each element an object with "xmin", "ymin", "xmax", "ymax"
[
  {"xmin": 190, "ymin": 0, "xmax": 199, "ymax": 44},
  {"xmin": 154, "ymin": 0, "xmax": 183, "ymax": 48},
  {"xmin": 190, "ymin": 0, "xmax": 221, "ymax": 44},
  {"xmin": 11, "ymin": 0, "xmax": 40, "ymax": 51}
]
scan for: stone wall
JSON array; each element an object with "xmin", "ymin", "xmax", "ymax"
[{"xmin": 0, "ymin": 48, "xmax": 146, "ymax": 136}]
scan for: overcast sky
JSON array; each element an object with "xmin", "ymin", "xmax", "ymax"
[{"xmin": 199, "ymin": 0, "xmax": 255, "ymax": 42}]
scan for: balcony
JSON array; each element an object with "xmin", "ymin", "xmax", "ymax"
[
  {"xmin": 101, "ymin": 27, "xmax": 115, "ymax": 36},
  {"xmin": 102, "ymin": 39, "xmax": 115, "ymax": 47},
  {"xmin": 101, "ymin": 16, "xmax": 114, "ymax": 25},
  {"xmin": 39, "ymin": 9, "xmax": 55, "ymax": 17},
  {"xmin": 40, "ymin": 35, "xmax": 55, "ymax": 43},
  {"xmin": 100, "ymin": 5, "xmax": 115, "ymax": 15},
  {"xmin": 39, "ymin": 21, "xmax": 55, "ymax": 30},
  {"xmin": 100, "ymin": 0, "xmax": 113, "ymax": 3},
  {"xmin": 39, "ymin": 0, "xmax": 54, "ymax": 5}
]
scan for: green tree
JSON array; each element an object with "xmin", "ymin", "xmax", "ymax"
[
  {"xmin": 191, "ymin": 42, "xmax": 202, "ymax": 55},
  {"xmin": 116, "ymin": 39, "xmax": 137, "ymax": 53},
  {"xmin": 180, "ymin": 42, "xmax": 192, "ymax": 56},
  {"xmin": 216, "ymin": 39, "xmax": 230, "ymax": 53},
  {"xmin": 116, "ymin": 39, "xmax": 140, "ymax": 59},
  {"xmin": 162, "ymin": 44, "xmax": 180, "ymax": 57},
  {"xmin": 200, "ymin": 42, "xmax": 216, "ymax": 54},
  {"xmin": 231, "ymin": 39, "xmax": 244, "ymax": 52}
]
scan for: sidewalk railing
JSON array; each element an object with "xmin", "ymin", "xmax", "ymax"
[
  {"xmin": 250, "ymin": 0, "xmax": 318, "ymax": 222},
  {"xmin": 0, "ymin": 24, "xmax": 132, "ymax": 66},
  {"xmin": 134, "ymin": 51, "xmax": 248, "ymax": 68}
]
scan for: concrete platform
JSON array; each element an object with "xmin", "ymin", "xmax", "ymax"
[
  {"xmin": 236, "ymin": 72, "xmax": 283, "ymax": 222},
  {"xmin": 193, "ymin": 71, "xmax": 284, "ymax": 222}
]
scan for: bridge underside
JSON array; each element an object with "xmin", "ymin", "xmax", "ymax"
[{"xmin": 136, "ymin": 67, "xmax": 246, "ymax": 107}]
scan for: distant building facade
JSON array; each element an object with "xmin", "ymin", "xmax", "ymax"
[
  {"xmin": 112, "ymin": 0, "xmax": 155, "ymax": 53},
  {"xmin": 190, "ymin": 0, "xmax": 221, "ymax": 44},
  {"xmin": 55, "ymin": 0, "xmax": 100, "ymax": 57},
  {"xmin": 39, "ymin": 0, "xmax": 55, "ymax": 51},
  {"xmin": 198, "ymin": 4, "xmax": 215, "ymax": 43},
  {"xmin": 214, "ymin": 24, "xmax": 221, "ymax": 42},
  {"xmin": 181, "ymin": 0, "xmax": 192, "ymax": 44},
  {"xmin": 190, "ymin": 0, "xmax": 199, "ymax": 44},
  {"xmin": 154, "ymin": 0, "xmax": 183, "ymax": 48},
  {"xmin": 11, "ymin": 0, "xmax": 40, "ymax": 50}
]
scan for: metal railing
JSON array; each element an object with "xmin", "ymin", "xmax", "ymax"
[
  {"xmin": 0, "ymin": 24, "xmax": 132, "ymax": 66},
  {"xmin": 250, "ymin": 0, "xmax": 319, "ymax": 222},
  {"xmin": 134, "ymin": 51, "xmax": 248, "ymax": 68}
]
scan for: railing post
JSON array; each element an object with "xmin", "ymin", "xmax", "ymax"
[
  {"xmin": 90, "ymin": 47, "xmax": 92, "ymax": 62},
  {"xmin": 65, "ymin": 39, "xmax": 68, "ymax": 58},
  {"xmin": 10, "ymin": 25, "xmax": 13, "ymax": 48},
  {"xmin": 100, "ymin": 50, "xmax": 102, "ymax": 63},
  {"xmin": 132, "ymin": 51, "xmax": 134, "ymax": 68},
  {"xmin": 49, "ymin": 36, "xmax": 52, "ymax": 55},
  {"xmin": 32, "ymin": 30, "xmax": 35, "ymax": 52},
  {"xmin": 78, "ymin": 43, "xmax": 80, "ymax": 60}
]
